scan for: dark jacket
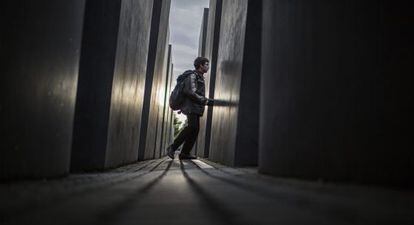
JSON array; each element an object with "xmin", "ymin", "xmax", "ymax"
[{"xmin": 179, "ymin": 70, "xmax": 207, "ymax": 116}]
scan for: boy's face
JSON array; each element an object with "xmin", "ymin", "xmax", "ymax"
[{"xmin": 200, "ymin": 62, "xmax": 209, "ymax": 73}]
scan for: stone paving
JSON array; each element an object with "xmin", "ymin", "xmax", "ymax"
[{"xmin": 1, "ymin": 156, "xmax": 413, "ymax": 225}]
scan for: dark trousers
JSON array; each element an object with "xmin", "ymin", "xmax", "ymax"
[{"xmin": 171, "ymin": 114, "xmax": 200, "ymax": 154}]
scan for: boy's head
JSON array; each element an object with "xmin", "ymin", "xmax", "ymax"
[{"xmin": 194, "ymin": 57, "xmax": 209, "ymax": 74}]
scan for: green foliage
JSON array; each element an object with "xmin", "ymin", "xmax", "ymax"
[{"xmin": 173, "ymin": 114, "xmax": 186, "ymax": 138}]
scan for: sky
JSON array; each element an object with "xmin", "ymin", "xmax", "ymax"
[
  {"xmin": 168, "ymin": 0, "xmax": 209, "ymax": 124},
  {"xmin": 169, "ymin": 0, "xmax": 209, "ymax": 80}
]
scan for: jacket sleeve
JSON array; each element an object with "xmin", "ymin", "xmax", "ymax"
[{"xmin": 183, "ymin": 73, "xmax": 207, "ymax": 105}]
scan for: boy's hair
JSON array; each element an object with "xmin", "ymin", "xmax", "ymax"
[{"xmin": 194, "ymin": 57, "xmax": 209, "ymax": 69}]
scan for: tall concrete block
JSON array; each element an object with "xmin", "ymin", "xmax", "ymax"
[
  {"xmin": 105, "ymin": 0, "xmax": 154, "ymax": 168},
  {"xmin": 167, "ymin": 65, "xmax": 174, "ymax": 145},
  {"xmin": 154, "ymin": 29, "xmax": 171, "ymax": 158},
  {"xmin": 195, "ymin": 7, "xmax": 210, "ymax": 157},
  {"xmin": 138, "ymin": 0, "xmax": 162, "ymax": 161},
  {"xmin": 139, "ymin": 0, "xmax": 171, "ymax": 160},
  {"xmin": 198, "ymin": 8, "xmax": 210, "ymax": 57},
  {"xmin": 160, "ymin": 45, "xmax": 173, "ymax": 155},
  {"xmin": 71, "ymin": 0, "xmax": 153, "ymax": 171},
  {"xmin": 164, "ymin": 63, "xmax": 175, "ymax": 150},
  {"xmin": 197, "ymin": 0, "xmax": 223, "ymax": 158},
  {"xmin": 209, "ymin": 0, "xmax": 262, "ymax": 166},
  {"xmin": 0, "ymin": 1, "xmax": 85, "ymax": 179},
  {"xmin": 259, "ymin": 0, "xmax": 414, "ymax": 187}
]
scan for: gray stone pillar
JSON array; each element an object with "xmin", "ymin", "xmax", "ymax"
[
  {"xmin": 71, "ymin": 0, "xmax": 154, "ymax": 171},
  {"xmin": 0, "ymin": 1, "xmax": 85, "ymax": 179},
  {"xmin": 198, "ymin": 0, "xmax": 224, "ymax": 159},
  {"xmin": 259, "ymin": 0, "xmax": 414, "ymax": 187},
  {"xmin": 139, "ymin": 0, "xmax": 171, "ymax": 160},
  {"xmin": 161, "ymin": 45, "xmax": 173, "ymax": 155},
  {"xmin": 198, "ymin": 8, "xmax": 210, "ymax": 57},
  {"xmin": 209, "ymin": 0, "xmax": 262, "ymax": 166},
  {"xmin": 196, "ymin": 7, "xmax": 211, "ymax": 158},
  {"xmin": 166, "ymin": 64, "xmax": 175, "ymax": 149}
]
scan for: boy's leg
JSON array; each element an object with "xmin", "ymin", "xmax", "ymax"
[{"xmin": 180, "ymin": 114, "xmax": 200, "ymax": 155}]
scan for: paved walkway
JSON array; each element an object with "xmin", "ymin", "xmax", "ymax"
[{"xmin": 1, "ymin": 157, "xmax": 413, "ymax": 225}]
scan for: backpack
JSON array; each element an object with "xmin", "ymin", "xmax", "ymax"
[{"xmin": 169, "ymin": 70, "xmax": 194, "ymax": 110}]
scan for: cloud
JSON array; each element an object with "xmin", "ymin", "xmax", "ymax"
[
  {"xmin": 171, "ymin": 44, "xmax": 195, "ymax": 75},
  {"xmin": 172, "ymin": 0, "xmax": 206, "ymax": 8},
  {"xmin": 171, "ymin": 31, "xmax": 197, "ymax": 49}
]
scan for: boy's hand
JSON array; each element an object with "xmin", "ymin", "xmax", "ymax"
[{"xmin": 206, "ymin": 99, "xmax": 214, "ymax": 106}]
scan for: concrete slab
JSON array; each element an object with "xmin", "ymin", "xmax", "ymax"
[
  {"xmin": 139, "ymin": 0, "xmax": 171, "ymax": 160},
  {"xmin": 160, "ymin": 45, "xmax": 174, "ymax": 156},
  {"xmin": 0, "ymin": 1, "xmax": 85, "ymax": 179},
  {"xmin": 259, "ymin": 0, "xmax": 414, "ymax": 188},
  {"xmin": 208, "ymin": 0, "xmax": 261, "ymax": 166},
  {"xmin": 196, "ymin": 7, "xmax": 211, "ymax": 158},
  {"xmin": 197, "ymin": 0, "xmax": 224, "ymax": 159},
  {"xmin": 105, "ymin": 0, "xmax": 155, "ymax": 168},
  {"xmin": 71, "ymin": 0, "xmax": 154, "ymax": 171}
]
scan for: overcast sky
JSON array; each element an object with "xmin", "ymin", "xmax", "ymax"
[{"xmin": 169, "ymin": 0, "xmax": 209, "ymax": 80}]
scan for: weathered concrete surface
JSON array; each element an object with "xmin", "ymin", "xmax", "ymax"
[
  {"xmin": 2, "ymin": 158, "xmax": 413, "ymax": 225},
  {"xmin": 154, "ymin": 29, "xmax": 171, "ymax": 159},
  {"xmin": 105, "ymin": 0, "xmax": 154, "ymax": 168},
  {"xmin": 71, "ymin": 0, "xmax": 154, "ymax": 171},
  {"xmin": 166, "ymin": 64, "xmax": 175, "ymax": 146},
  {"xmin": 196, "ymin": 7, "xmax": 211, "ymax": 157},
  {"xmin": 160, "ymin": 45, "xmax": 174, "ymax": 156},
  {"xmin": 139, "ymin": 0, "xmax": 171, "ymax": 160},
  {"xmin": 209, "ymin": 0, "xmax": 261, "ymax": 166},
  {"xmin": 138, "ymin": 0, "xmax": 163, "ymax": 161},
  {"xmin": 259, "ymin": 0, "xmax": 414, "ymax": 187},
  {"xmin": 198, "ymin": 8, "xmax": 209, "ymax": 57},
  {"xmin": 165, "ymin": 64, "xmax": 175, "ymax": 150},
  {"xmin": 0, "ymin": 1, "xmax": 85, "ymax": 179},
  {"xmin": 71, "ymin": 0, "xmax": 122, "ymax": 172},
  {"xmin": 197, "ymin": 0, "xmax": 223, "ymax": 158}
]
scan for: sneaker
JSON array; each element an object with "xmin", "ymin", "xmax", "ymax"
[
  {"xmin": 179, "ymin": 153, "xmax": 197, "ymax": 160},
  {"xmin": 166, "ymin": 146, "xmax": 175, "ymax": 159}
]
